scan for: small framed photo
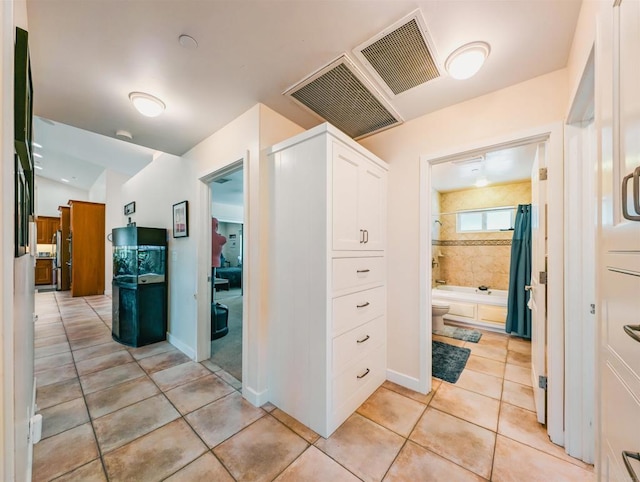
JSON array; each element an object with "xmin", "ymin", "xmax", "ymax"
[
  {"xmin": 124, "ymin": 201, "xmax": 136, "ymax": 215},
  {"xmin": 172, "ymin": 200, "xmax": 189, "ymax": 238}
]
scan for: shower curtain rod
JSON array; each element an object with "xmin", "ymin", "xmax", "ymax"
[{"xmin": 433, "ymin": 205, "xmax": 520, "ymax": 217}]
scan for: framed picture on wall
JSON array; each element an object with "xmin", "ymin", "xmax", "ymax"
[{"xmin": 172, "ymin": 200, "xmax": 189, "ymax": 238}]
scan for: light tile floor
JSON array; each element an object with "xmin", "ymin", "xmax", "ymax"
[{"xmin": 32, "ymin": 292, "xmax": 594, "ymax": 481}]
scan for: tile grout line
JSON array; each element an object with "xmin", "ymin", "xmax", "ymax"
[{"xmin": 49, "ymin": 292, "xmax": 111, "ymax": 481}]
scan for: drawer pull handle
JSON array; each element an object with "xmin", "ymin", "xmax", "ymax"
[
  {"xmin": 359, "ymin": 229, "xmax": 364, "ymax": 244},
  {"xmin": 357, "ymin": 302, "xmax": 370, "ymax": 308},
  {"xmin": 363, "ymin": 229, "xmax": 369, "ymax": 244},
  {"xmin": 357, "ymin": 368, "xmax": 370, "ymax": 379},
  {"xmin": 356, "ymin": 269, "xmax": 370, "ymax": 274},
  {"xmin": 624, "ymin": 325, "xmax": 640, "ymax": 343},
  {"xmin": 356, "ymin": 335, "xmax": 370, "ymax": 344},
  {"xmin": 622, "ymin": 169, "xmax": 640, "ymax": 221},
  {"xmin": 622, "ymin": 451, "xmax": 640, "ymax": 482}
]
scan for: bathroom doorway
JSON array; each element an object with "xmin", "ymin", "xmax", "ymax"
[{"xmin": 420, "ymin": 124, "xmax": 565, "ymax": 442}]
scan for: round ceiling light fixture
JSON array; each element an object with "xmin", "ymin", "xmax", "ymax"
[
  {"xmin": 129, "ymin": 92, "xmax": 166, "ymax": 117},
  {"xmin": 445, "ymin": 41, "xmax": 490, "ymax": 80}
]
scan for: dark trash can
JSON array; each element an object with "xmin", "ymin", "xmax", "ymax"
[{"xmin": 211, "ymin": 303, "xmax": 229, "ymax": 340}]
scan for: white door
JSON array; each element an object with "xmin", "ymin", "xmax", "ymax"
[
  {"xmin": 332, "ymin": 143, "xmax": 361, "ymax": 250},
  {"xmin": 600, "ymin": 0, "xmax": 640, "ymax": 479},
  {"xmin": 530, "ymin": 143, "xmax": 548, "ymax": 425},
  {"xmin": 358, "ymin": 164, "xmax": 385, "ymax": 251}
]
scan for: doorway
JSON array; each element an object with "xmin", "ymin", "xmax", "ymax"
[
  {"xmin": 209, "ymin": 167, "xmax": 244, "ymax": 382},
  {"xmin": 419, "ymin": 124, "xmax": 564, "ymax": 443}
]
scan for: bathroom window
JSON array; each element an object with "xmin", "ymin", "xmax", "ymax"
[{"xmin": 457, "ymin": 207, "xmax": 514, "ymax": 233}]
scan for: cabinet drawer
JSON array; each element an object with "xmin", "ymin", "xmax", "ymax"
[
  {"xmin": 602, "ymin": 362, "xmax": 640, "ymax": 481},
  {"xmin": 332, "ymin": 257, "xmax": 384, "ymax": 293},
  {"xmin": 332, "ymin": 344, "xmax": 385, "ymax": 417},
  {"xmin": 333, "ymin": 286, "xmax": 385, "ymax": 337},
  {"xmin": 333, "ymin": 316, "xmax": 385, "ymax": 375}
]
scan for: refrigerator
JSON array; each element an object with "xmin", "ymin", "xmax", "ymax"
[{"xmin": 54, "ymin": 230, "xmax": 62, "ymax": 290}]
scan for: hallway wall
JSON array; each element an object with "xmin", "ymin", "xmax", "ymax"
[{"xmin": 360, "ymin": 69, "xmax": 569, "ymax": 385}]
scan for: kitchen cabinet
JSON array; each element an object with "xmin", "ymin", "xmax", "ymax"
[
  {"xmin": 36, "ymin": 216, "xmax": 59, "ymax": 244},
  {"xmin": 68, "ymin": 200, "xmax": 105, "ymax": 297},
  {"xmin": 267, "ymin": 123, "xmax": 388, "ymax": 438},
  {"xmin": 34, "ymin": 258, "xmax": 53, "ymax": 285}
]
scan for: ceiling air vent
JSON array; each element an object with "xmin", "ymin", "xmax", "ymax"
[
  {"xmin": 284, "ymin": 55, "xmax": 402, "ymax": 139},
  {"xmin": 354, "ymin": 10, "xmax": 441, "ymax": 96}
]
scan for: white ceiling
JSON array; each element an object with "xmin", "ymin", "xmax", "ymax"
[
  {"xmin": 33, "ymin": 116, "xmax": 156, "ymax": 190},
  {"xmin": 431, "ymin": 144, "xmax": 537, "ymax": 192},
  {"xmin": 210, "ymin": 169, "xmax": 244, "ymax": 206},
  {"xmin": 26, "ymin": 0, "xmax": 582, "ymax": 157}
]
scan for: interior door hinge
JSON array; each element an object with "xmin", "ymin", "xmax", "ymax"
[
  {"xmin": 590, "ymin": 303, "xmax": 596, "ymax": 315},
  {"xmin": 539, "ymin": 167, "xmax": 548, "ymax": 181},
  {"xmin": 539, "ymin": 271, "xmax": 548, "ymax": 284},
  {"xmin": 539, "ymin": 375, "xmax": 548, "ymax": 390}
]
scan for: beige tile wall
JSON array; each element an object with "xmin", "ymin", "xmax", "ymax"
[{"xmin": 433, "ymin": 181, "xmax": 531, "ymax": 290}]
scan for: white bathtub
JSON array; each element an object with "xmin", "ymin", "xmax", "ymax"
[{"xmin": 432, "ymin": 285, "xmax": 508, "ymax": 332}]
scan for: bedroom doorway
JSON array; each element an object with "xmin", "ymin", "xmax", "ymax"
[{"xmin": 209, "ymin": 166, "xmax": 245, "ymax": 383}]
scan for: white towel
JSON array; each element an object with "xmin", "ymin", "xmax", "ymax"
[{"xmin": 527, "ymin": 292, "xmax": 533, "ymax": 310}]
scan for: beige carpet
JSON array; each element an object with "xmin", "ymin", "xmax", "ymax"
[{"xmin": 209, "ymin": 290, "xmax": 242, "ymax": 381}]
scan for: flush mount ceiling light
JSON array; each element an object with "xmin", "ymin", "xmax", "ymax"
[
  {"xmin": 445, "ymin": 42, "xmax": 490, "ymax": 80},
  {"xmin": 475, "ymin": 177, "xmax": 489, "ymax": 188},
  {"xmin": 129, "ymin": 92, "xmax": 166, "ymax": 117}
]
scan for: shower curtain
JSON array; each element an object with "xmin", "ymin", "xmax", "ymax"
[{"xmin": 505, "ymin": 204, "xmax": 532, "ymax": 338}]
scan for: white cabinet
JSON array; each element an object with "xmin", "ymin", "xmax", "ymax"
[
  {"xmin": 598, "ymin": 1, "xmax": 640, "ymax": 479},
  {"xmin": 332, "ymin": 142, "xmax": 386, "ymax": 251},
  {"xmin": 267, "ymin": 123, "xmax": 388, "ymax": 438}
]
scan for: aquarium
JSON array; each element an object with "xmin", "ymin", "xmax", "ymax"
[{"xmin": 113, "ymin": 245, "xmax": 166, "ymax": 284}]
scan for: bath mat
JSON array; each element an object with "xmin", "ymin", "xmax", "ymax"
[
  {"xmin": 433, "ymin": 325, "xmax": 482, "ymax": 343},
  {"xmin": 432, "ymin": 341, "xmax": 471, "ymax": 383}
]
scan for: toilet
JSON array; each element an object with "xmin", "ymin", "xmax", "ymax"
[{"xmin": 432, "ymin": 302, "xmax": 450, "ymax": 331}]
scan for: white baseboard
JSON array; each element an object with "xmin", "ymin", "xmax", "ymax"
[
  {"xmin": 166, "ymin": 333, "xmax": 195, "ymax": 360},
  {"xmin": 386, "ymin": 369, "xmax": 427, "ymax": 394},
  {"xmin": 243, "ymin": 385, "xmax": 269, "ymax": 408}
]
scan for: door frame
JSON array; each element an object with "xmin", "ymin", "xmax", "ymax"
[
  {"xmin": 419, "ymin": 122, "xmax": 564, "ymax": 443},
  {"xmin": 563, "ymin": 47, "xmax": 596, "ymax": 463},
  {"xmin": 195, "ymin": 155, "xmax": 249, "ymax": 386}
]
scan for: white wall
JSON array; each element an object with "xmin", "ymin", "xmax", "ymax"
[
  {"xmin": 182, "ymin": 103, "xmax": 303, "ymax": 404},
  {"xmin": 121, "ymin": 152, "xmax": 196, "ymax": 356},
  {"xmin": 212, "ymin": 201, "xmax": 243, "ymax": 223},
  {"xmin": 36, "ymin": 175, "xmax": 89, "ymax": 216},
  {"xmin": 90, "ymin": 169, "xmax": 131, "ymax": 292},
  {"xmin": 3, "ymin": 1, "xmax": 34, "ymax": 480},
  {"xmin": 359, "ymin": 69, "xmax": 569, "ymax": 382}
]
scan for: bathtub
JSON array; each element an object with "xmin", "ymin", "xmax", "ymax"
[{"xmin": 431, "ymin": 285, "xmax": 508, "ymax": 332}]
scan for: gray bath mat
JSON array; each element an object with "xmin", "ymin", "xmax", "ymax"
[
  {"xmin": 432, "ymin": 341, "xmax": 471, "ymax": 383},
  {"xmin": 433, "ymin": 325, "xmax": 482, "ymax": 343}
]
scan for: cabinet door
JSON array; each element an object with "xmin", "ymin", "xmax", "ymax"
[
  {"xmin": 333, "ymin": 143, "xmax": 361, "ymax": 250},
  {"xmin": 36, "ymin": 218, "xmax": 47, "ymax": 244},
  {"xmin": 35, "ymin": 260, "xmax": 50, "ymax": 285},
  {"xmin": 358, "ymin": 163, "xmax": 385, "ymax": 250}
]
